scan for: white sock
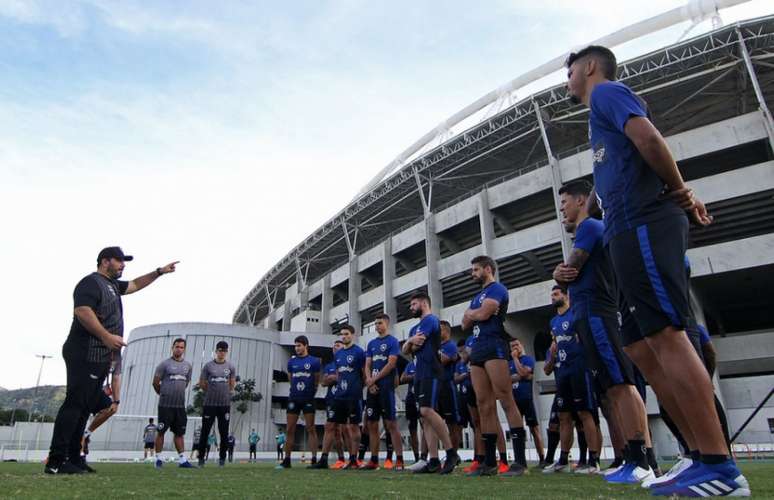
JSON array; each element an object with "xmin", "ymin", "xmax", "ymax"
[{"xmin": 179, "ymin": 453, "xmax": 187, "ymax": 464}]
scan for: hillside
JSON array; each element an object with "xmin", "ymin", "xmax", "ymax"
[{"xmin": 0, "ymin": 385, "xmax": 66, "ymax": 419}]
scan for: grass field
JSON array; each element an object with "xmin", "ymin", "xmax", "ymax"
[{"xmin": 1, "ymin": 461, "xmax": 772, "ymax": 499}]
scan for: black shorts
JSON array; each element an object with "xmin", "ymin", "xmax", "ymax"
[
  {"xmin": 465, "ymin": 382, "xmax": 478, "ymax": 408},
  {"xmin": 331, "ymin": 399, "xmax": 362, "ymax": 425},
  {"xmin": 555, "ymin": 369, "xmax": 596, "ymax": 413},
  {"xmin": 249, "ymin": 444, "xmax": 257, "ymax": 452},
  {"xmin": 415, "ymin": 378, "xmax": 441, "ymax": 410},
  {"xmin": 575, "ymin": 314, "xmax": 636, "ymax": 392},
  {"xmin": 287, "ymin": 398, "xmax": 315, "ymax": 415},
  {"xmin": 404, "ymin": 393, "xmax": 419, "ymax": 423},
  {"xmin": 516, "ymin": 398, "xmax": 539, "ymax": 428},
  {"xmin": 436, "ymin": 380, "xmax": 460, "ymax": 425},
  {"xmin": 549, "ymin": 396, "xmax": 559, "ymax": 426},
  {"xmin": 90, "ymin": 391, "xmax": 112, "ymax": 415},
  {"xmin": 144, "ymin": 441, "xmax": 155, "ymax": 449},
  {"xmin": 469, "ymin": 338, "xmax": 509, "ymax": 367},
  {"xmin": 158, "ymin": 406, "xmax": 187, "ymax": 436},
  {"xmin": 608, "ymin": 217, "xmax": 692, "ymax": 346},
  {"xmin": 457, "ymin": 389, "xmax": 472, "ymax": 427},
  {"xmin": 366, "ymin": 389, "xmax": 397, "ymax": 421}
]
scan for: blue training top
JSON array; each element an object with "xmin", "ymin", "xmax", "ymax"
[
  {"xmin": 366, "ymin": 334, "xmax": 401, "ymax": 392},
  {"xmin": 568, "ymin": 217, "xmax": 618, "ymax": 318},
  {"xmin": 509, "ymin": 355, "xmax": 535, "ymax": 401},
  {"xmin": 287, "ymin": 355, "xmax": 321, "ymax": 400},
  {"xmin": 333, "ymin": 344, "xmax": 365, "ymax": 400},
  {"xmin": 469, "ymin": 281, "xmax": 509, "ymax": 343},
  {"xmin": 409, "ymin": 314, "xmax": 442, "ymax": 381},
  {"xmin": 549, "ymin": 309, "xmax": 584, "ymax": 378}
]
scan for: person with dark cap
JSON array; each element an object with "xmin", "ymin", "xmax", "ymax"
[
  {"xmin": 45, "ymin": 247, "xmax": 178, "ymax": 474},
  {"xmin": 197, "ymin": 340, "xmax": 237, "ymax": 467}
]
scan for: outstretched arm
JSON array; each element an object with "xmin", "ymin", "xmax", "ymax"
[{"xmin": 125, "ymin": 261, "xmax": 180, "ymax": 294}]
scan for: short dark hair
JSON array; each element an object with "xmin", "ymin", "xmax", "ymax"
[
  {"xmin": 471, "ymin": 255, "xmax": 497, "ymax": 273},
  {"xmin": 216, "ymin": 340, "xmax": 229, "ymax": 351},
  {"xmin": 566, "ymin": 45, "xmax": 617, "ymax": 80},
  {"xmin": 339, "ymin": 324, "xmax": 355, "ymax": 335},
  {"xmin": 410, "ymin": 291, "xmax": 431, "ymax": 307},
  {"xmin": 457, "ymin": 339, "xmax": 466, "ymax": 348},
  {"xmin": 149, "ymin": 417, "xmax": 154, "ymax": 423},
  {"xmin": 551, "ymin": 284, "xmax": 568, "ymax": 294},
  {"xmin": 558, "ymin": 179, "xmax": 593, "ymax": 197},
  {"xmin": 375, "ymin": 313, "xmax": 390, "ymax": 323},
  {"xmin": 172, "ymin": 337, "xmax": 186, "ymax": 347},
  {"xmin": 439, "ymin": 320, "xmax": 451, "ymax": 331},
  {"xmin": 294, "ymin": 335, "xmax": 309, "ymax": 346}
]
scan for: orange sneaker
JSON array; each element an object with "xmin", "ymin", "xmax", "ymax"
[
  {"xmin": 464, "ymin": 460, "xmax": 480, "ymax": 473},
  {"xmin": 383, "ymin": 458, "xmax": 394, "ymax": 470},
  {"xmin": 498, "ymin": 461, "xmax": 509, "ymax": 473},
  {"xmin": 394, "ymin": 459, "xmax": 405, "ymax": 471},
  {"xmin": 332, "ymin": 459, "xmax": 346, "ymax": 469}
]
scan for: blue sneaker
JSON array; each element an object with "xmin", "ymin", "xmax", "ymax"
[
  {"xmin": 178, "ymin": 460, "xmax": 195, "ymax": 468},
  {"xmin": 651, "ymin": 460, "xmax": 750, "ymax": 497},
  {"xmin": 155, "ymin": 459, "xmax": 163, "ymax": 469},
  {"xmin": 604, "ymin": 462, "xmax": 633, "ymax": 482},
  {"xmin": 605, "ymin": 462, "xmax": 654, "ymax": 484}
]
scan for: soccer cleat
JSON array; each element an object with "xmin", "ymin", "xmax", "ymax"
[
  {"xmin": 501, "ymin": 463, "xmax": 527, "ymax": 477},
  {"xmin": 341, "ymin": 460, "xmax": 359, "ymax": 470},
  {"xmin": 498, "ymin": 461, "xmax": 509, "ymax": 473},
  {"xmin": 642, "ymin": 457, "xmax": 694, "ymax": 489},
  {"xmin": 605, "ymin": 462, "xmax": 654, "ymax": 484},
  {"xmin": 178, "ymin": 460, "xmax": 195, "ymax": 468},
  {"xmin": 383, "ymin": 458, "xmax": 394, "ymax": 470},
  {"xmin": 394, "ymin": 459, "xmax": 405, "ymax": 471},
  {"xmin": 574, "ymin": 464, "xmax": 599, "ymax": 475},
  {"xmin": 466, "ymin": 463, "xmax": 498, "ymax": 476},
  {"xmin": 464, "ymin": 460, "xmax": 480, "ymax": 473},
  {"xmin": 155, "ymin": 459, "xmax": 164, "ymax": 469},
  {"xmin": 331, "ymin": 459, "xmax": 346, "ymax": 469},
  {"xmin": 359, "ymin": 461, "xmax": 379, "ymax": 470},
  {"xmin": 414, "ymin": 461, "xmax": 440, "ymax": 474},
  {"xmin": 407, "ymin": 459, "xmax": 428, "ymax": 472},
  {"xmin": 440, "ymin": 454, "xmax": 460, "ymax": 475},
  {"xmin": 79, "ymin": 460, "xmax": 96, "ymax": 473},
  {"xmin": 307, "ymin": 460, "xmax": 329, "ymax": 469},
  {"xmin": 218, "ymin": 458, "xmax": 225, "ymax": 467},
  {"xmin": 650, "ymin": 460, "xmax": 750, "ymax": 497},
  {"xmin": 44, "ymin": 461, "xmax": 85, "ymax": 475},
  {"xmin": 536, "ymin": 459, "xmax": 547, "ymax": 469},
  {"xmin": 275, "ymin": 462, "xmax": 291, "ymax": 469},
  {"xmin": 542, "ymin": 462, "xmax": 570, "ymax": 474}
]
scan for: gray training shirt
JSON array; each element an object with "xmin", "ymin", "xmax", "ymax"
[
  {"xmin": 155, "ymin": 357, "xmax": 193, "ymax": 408},
  {"xmin": 200, "ymin": 360, "xmax": 237, "ymax": 407}
]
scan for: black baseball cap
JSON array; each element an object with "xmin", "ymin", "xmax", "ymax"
[
  {"xmin": 216, "ymin": 341, "xmax": 229, "ymax": 351},
  {"xmin": 97, "ymin": 246, "xmax": 134, "ymax": 263}
]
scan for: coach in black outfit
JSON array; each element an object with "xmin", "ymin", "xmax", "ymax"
[{"xmin": 45, "ymin": 247, "xmax": 178, "ymax": 474}]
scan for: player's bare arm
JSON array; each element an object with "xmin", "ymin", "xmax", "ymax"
[
  {"xmin": 463, "ymin": 298, "xmax": 500, "ymax": 323},
  {"xmin": 152, "ymin": 375, "xmax": 161, "ymax": 395},
  {"xmin": 125, "ymin": 261, "xmax": 180, "ymax": 294},
  {"xmin": 74, "ymin": 306, "xmax": 126, "ymax": 351}
]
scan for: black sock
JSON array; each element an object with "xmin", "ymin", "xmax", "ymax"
[
  {"xmin": 646, "ymin": 447, "xmax": 658, "ymax": 471},
  {"xmin": 358, "ymin": 449, "xmax": 366, "ymax": 461},
  {"xmin": 445, "ymin": 448, "xmax": 457, "ymax": 458},
  {"xmin": 701, "ymin": 454, "xmax": 729, "ymax": 465},
  {"xmin": 386, "ymin": 433, "xmax": 393, "ymax": 461},
  {"xmin": 499, "ymin": 451, "xmax": 508, "ymax": 463},
  {"xmin": 546, "ymin": 430, "xmax": 560, "ymax": 463},
  {"xmin": 397, "ymin": 454, "xmax": 403, "ymax": 462},
  {"xmin": 577, "ymin": 430, "xmax": 588, "ymax": 465},
  {"xmin": 474, "ymin": 454, "xmax": 485, "ymax": 463},
  {"xmin": 482, "ymin": 433, "xmax": 497, "ymax": 467},
  {"xmin": 610, "ymin": 453, "xmax": 623, "ymax": 468},
  {"xmin": 510, "ymin": 427, "xmax": 527, "ymax": 467},
  {"xmin": 429, "ymin": 457, "xmax": 440, "ymax": 467},
  {"xmin": 588, "ymin": 451, "xmax": 598, "ymax": 467},
  {"xmin": 337, "ymin": 451, "xmax": 345, "ymax": 460},
  {"xmin": 349, "ymin": 453, "xmax": 357, "ymax": 463},
  {"xmin": 558, "ymin": 450, "xmax": 569, "ymax": 466},
  {"xmin": 282, "ymin": 457, "xmax": 290, "ymax": 466},
  {"xmin": 320, "ymin": 453, "xmax": 329, "ymax": 463},
  {"xmin": 311, "ymin": 456, "xmax": 317, "ymax": 464},
  {"xmin": 370, "ymin": 455, "xmax": 378, "ymax": 464},
  {"xmin": 420, "ymin": 452, "xmax": 428, "ymax": 461},
  {"xmin": 628, "ymin": 440, "xmax": 648, "ymax": 469},
  {"xmin": 689, "ymin": 449, "xmax": 701, "ymax": 461}
]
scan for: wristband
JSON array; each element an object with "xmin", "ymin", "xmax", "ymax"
[
  {"xmin": 156, "ymin": 267, "xmax": 163, "ymax": 277},
  {"xmin": 112, "ymin": 400, "xmax": 120, "ymax": 405}
]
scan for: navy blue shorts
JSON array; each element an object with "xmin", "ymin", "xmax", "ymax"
[
  {"xmin": 331, "ymin": 399, "xmax": 362, "ymax": 425},
  {"xmin": 437, "ymin": 380, "xmax": 460, "ymax": 425},
  {"xmin": 415, "ymin": 378, "xmax": 441, "ymax": 410},
  {"xmin": 608, "ymin": 217, "xmax": 692, "ymax": 346},
  {"xmin": 287, "ymin": 398, "xmax": 315, "ymax": 415},
  {"xmin": 469, "ymin": 338, "xmax": 508, "ymax": 367},
  {"xmin": 457, "ymin": 389, "xmax": 472, "ymax": 427},
  {"xmin": 575, "ymin": 314, "xmax": 635, "ymax": 392},
  {"xmin": 366, "ymin": 389, "xmax": 397, "ymax": 421},
  {"xmin": 464, "ymin": 382, "xmax": 478, "ymax": 408},
  {"xmin": 555, "ymin": 369, "xmax": 596, "ymax": 413},
  {"xmin": 516, "ymin": 398, "xmax": 539, "ymax": 428},
  {"xmin": 404, "ymin": 392, "xmax": 419, "ymax": 423}
]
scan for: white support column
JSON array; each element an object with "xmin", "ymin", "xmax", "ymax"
[
  {"xmin": 321, "ymin": 275, "xmax": 333, "ymax": 335},
  {"xmin": 281, "ymin": 300, "xmax": 291, "ymax": 332},
  {"xmin": 737, "ymin": 27, "xmax": 774, "ymax": 151},
  {"xmin": 534, "ymin": 99, "xmax": 572, "ymax": 260},
  {"xmin": 382, "ymin": 239, "xmax": 398, "ymax": 323},
  {"xmin": 424, "ymin": 212, "xmax": 444, "ymax": 312},
  {"xmin": 477, "ymin": 189, "xmax": 496, "ymax": 258},
  {"xmin": 348, "ymin": 258, "xmax": 361, "ymax": 331}
]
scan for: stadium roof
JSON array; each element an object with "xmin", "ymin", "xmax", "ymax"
[{"xmin": 234, "ymin": 13, "xmax": 774, "ymax": 325}]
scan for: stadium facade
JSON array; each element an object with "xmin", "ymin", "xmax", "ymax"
[{"xmin": 122, "ymin": 16, "xmax": 774, "ymax": 455}]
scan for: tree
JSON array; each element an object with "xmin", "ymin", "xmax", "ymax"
[
  {"xmin": 186, "ymin": 384, "xmax": 205, "ymax": 416},
  {"xmin": 231, "ymin": 378, "xmax": 262, "ymax": 436}
]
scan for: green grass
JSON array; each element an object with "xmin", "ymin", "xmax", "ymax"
[{"xmin": 1, "ymin": 461, "xmax": 772, "ymax": 499}]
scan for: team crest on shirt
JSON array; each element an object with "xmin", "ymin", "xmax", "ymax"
[
  {"xmin": 473, "ymin": 325, "xmax": 480, "ymax": 337},
  {"xmin": 340, "ymin": 380, "xmax": 348, "ymax": 392},
  {"xmin": 367, "ymin": 407, "xmax": 373, "ymax": 416},
  {"xmin": 346, "ymin": 355, "xmax": 354, "ymax": 364},
  {"xmin": 304, "ymin": 363, "xmax": 311, "ymax": 370},
  {"xmin": 297, "ymin": 382, "xmax": 306, "ymax": 392},
  {"xmin": 562, "ymin": 321, "xmax": 569, "ymax": 331},
  {"xmin": 477, "ymin": 292, "xmax": 487, "ymax": 305},
  {"xmin": 224, "ymin": 369, "xmax": 231, "ymax": 376},
  {"xmin": 380, "ymin": 344, "xmax": 387, "ymax": 352}
]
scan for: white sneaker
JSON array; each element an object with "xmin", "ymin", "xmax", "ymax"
[
  {"xmin": 602, "ymin": 465, "xmax": 623, "ymax": 476},
  {"xmin": 575, "ymin": 464, "xmax": 600, "ymax": 475},
  {"xmin": 542, "ymin": 462, "xmax": 570, "ymax": 474},
  {"xmin": 407, "ymin": 459, "xmax": 427, "ymax": 472},
  {"xmin": 641, "ymin": 457, "xmax": 693, "ymax": 488}
]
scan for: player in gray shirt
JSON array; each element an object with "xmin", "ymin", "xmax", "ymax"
[
  {"xmin": 152, "ymin": 338, "xmax": 194, "ymax": 468},
  {"xmin": 197, "ymin": 340, "xmax": 237, "ymax": 467}
]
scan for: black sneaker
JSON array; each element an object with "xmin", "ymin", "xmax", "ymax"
[
  {"xmin": 308, "ymin": 460, "xmax": 329, "ymax": 469},
  {"xmin": 78, "ymin": 459, "xmax": 97, "ymax": 474},
  {"xmin": 466, "ymin": 463, "xmax": 498, "ymax": 476},
  {"xmin": 45, "ymin": 461, "xmax": 85, "ymax": 475},
  {"xmin": 440, "ymin": 454, "xmax": 460, "ymax": 475},
  {"xmin": 198, "ymin": 459, "xmax": 205, "ymax": 468},
  {"xmin": 501, "ymin": 463, "xmax": 527, "ymax": 477}
]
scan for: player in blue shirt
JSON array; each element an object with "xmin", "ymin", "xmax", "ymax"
[
  {"xmin": 508, "ymin": 339, "xmax": 545, "ymax": 467},
  {"xmin": 438, "ymin": 321, "xmax": 461, "ymax": 449},
  {"xmin": 553, "ymin": 179, "xmax": 652, "ymax": 481},
  {"xmin": 565, "ymin": 45, "xmax": 746, "ymax": 497},
  {"xmin": 401, "ymin": 291, "xmax": 459, "ymax": 474},
  {"xmin": 399, "ymin": 360, "xmax": 421, "ymax": 464},
  {"xmin": 310, "ymin": 325, "xmax": 366, "ymax": 470},
  {"xmin": 278, "ymin": 335, "xmax": 321, "ymax": 469},
  {"xmin": 314, "ymin": 339, "xmax": 347, "ymax": 470},
  {"xmin": 463, "ymin": 256, "xmax": 526, "ymax": 477},
  {"xmin": 362, "ymin": 313, "xmax": 404, "ymax": 470}
]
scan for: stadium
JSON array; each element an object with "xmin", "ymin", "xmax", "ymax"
[{"xmin": 109, "ymin": 12, "xmax": 774, "ymax": 463}]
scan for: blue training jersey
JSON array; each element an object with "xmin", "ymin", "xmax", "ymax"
[
  {"xmin": 568, "ymin": 217, "xmax": 618, "ymax": 318},
  {"xmin": 403, "ymin": 361, "xmax": 416, "ymax": 398},
  {"xmin": 455, "ymin": 361, "xmax": 471, "ymax": 393},
  {"xmin": 333, "ymin": 344, "xmax": 365, "ymax": 400},
  {"xmin": 409, "ymin": 314, "xmax": 442, "ymax": 381},
  {"xmin": 287, "ymin": 355, "xmax": 321, "ymax": 400},
  {"xmin": 323, "ymin": 361, "xmax": 337, "ymax": 402},
  {"xmin": 509, "ymin": 355, "xmax": 535, "ymax": 401},
  {"xmin": 589, "ymin": 81, "xmax": 684, "ymax": 244},
  {"xmin": 469, "ymin": 282, "xmax": 509, "ymax": 343},
  {"xmin": 550, "ymin": 309, "xmax": 584, "ymax": 377},
  {"xmin": 438, "ymin": 340, "xmax": 458, "ymax": 381},
  {"xmin": 366, "ymin": 334, "xmax": 400, "ymax": 391}
]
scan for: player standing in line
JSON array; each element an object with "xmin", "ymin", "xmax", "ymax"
[
  {"xmin": 553, "ymin": 179, "xmax": 652, "ymax": 482},
  {"xmin": 400, "ymin": 360, "xmax": 422, "ymax": 464},
  {"xmin": 454, "ymin": 340, "xmax": 474, "ymax": 452},
  {"xmin": 310, "ymin": 325, "xmax": 366, "ymax": 469},
  {"xmin": 317, "ymin": 339, "xmax": 348, "ymax": 469},
  {"xmin": 566, "ymin": 45, "xmax": 748, "ymax": 496},
  {"xmin": 143, "ymin": 418, "xmax": 158, "ymax": 460},
  {"xmin": 362, "ymin": 314, "xmax": 405, "ymax": 470},
  {"xmin": 438, "ymin": 321, "xmax": 462, "ymax": 449},
  {"xmin": 402, "ymin": 292, "xmax": 460, "ymax": 474},
  {"xmin": 152, "ymin": 338, "xmax": 195, "ymax": 468},
  {"xmin": 541, "ymin": 286, "xmax": 601, "ymax": 474},
  {"xmin": 278, "ymin": 335, "xmax": 321, "ymax": 469},
  {"xmin": 463, "ymin": 256, "xmax": 527, "ymax": 477},
  {"xmin": 508, "ymin": 339, "xmax": 546, "ymax": 468},
  {"xmin": 197, "ymin": 341, "xmax": 237, "ymax": 467}
]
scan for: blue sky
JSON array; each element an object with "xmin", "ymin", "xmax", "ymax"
[{"xmin": 0, "ymin": 0, "xmax": 771, "ymax": 389}]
